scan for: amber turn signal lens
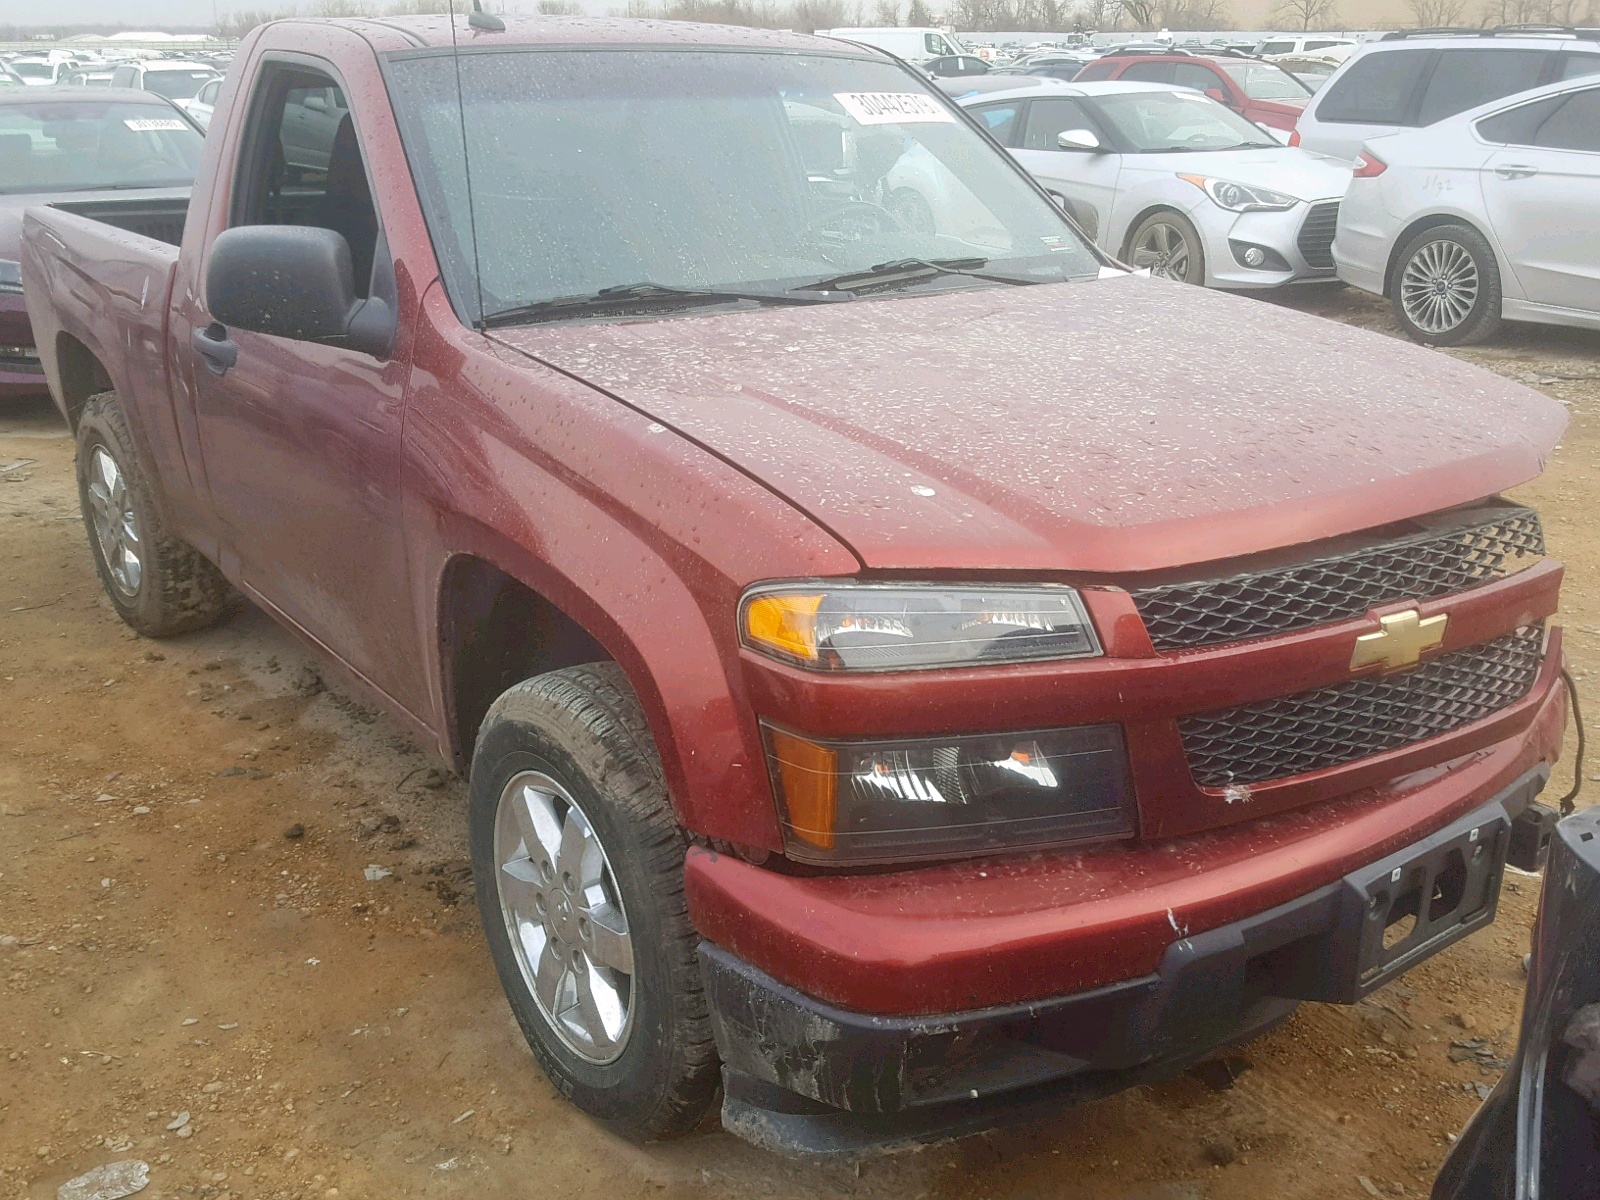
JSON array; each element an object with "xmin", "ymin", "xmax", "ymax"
[
  {"xmin": 765, "ymin": 727, "xmax": 838, "ymax": 849},
  {"xmin": 743, "ymin": 593, "xmax": 824, "ymax": 662}
]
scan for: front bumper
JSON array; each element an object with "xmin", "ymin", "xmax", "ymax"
[
  {"xmin": 1201, "ymin": 199, "xmax": 1342, "ymax": 289},
  {"xmin": 704, "ymin": 768, "xmax": 1550, "ymax": 1156},
  {"xmin": 0, "ymin": 295, "xmax": 47, "ymax": 401}
]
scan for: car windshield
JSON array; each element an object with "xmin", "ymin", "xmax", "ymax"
[
  {"xmin": 1218, "ymin": 61, "xmax": 1311, "ymax": 100},
  {"xmin": 0, "ymin": 100, "xmax": 202, "ymax": 194},
  {"xmin": 386, "ymin": 47, "xmax": 1100, "ymax": 324},
  {"xmin": 1091, "ymin": 89, "xmax": 1277, "ymax": 152},
  {"xmin": 12, "ymin": 61, "xmax": 52, "ymax": 80},
  {"xmin": 142, "ymin": 69, "xmax": 216, "ymax": 100}
]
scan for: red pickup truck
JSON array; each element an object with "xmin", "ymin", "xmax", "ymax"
[{"xmin": 21, "ymin": 15, "xmax": 1571, "ymax": 1156}]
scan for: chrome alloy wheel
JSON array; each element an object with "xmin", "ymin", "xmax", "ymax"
[
  {"xmin": 86, "ymin": 446, "xmax": 142, "ymax": 597},
  {"xmin": 1400, "ymin": 238, "xmax": 1480, "ymax": 336},
  {"xmin": 493, "ymin": 770, "xmax": 635, "ymax": 1064},
  {"xmin": 1131, "ymin": 220, "xmax": 1195, "ymax": 282}
]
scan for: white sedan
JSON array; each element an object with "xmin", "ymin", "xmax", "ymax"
[
  {"xmin": 1333, "ymin": 76, "xmax": 1600, "ymax": 345},
  {"xmin": 958, "ymin": 81, "xmax": 1352, "ymax": 288}
]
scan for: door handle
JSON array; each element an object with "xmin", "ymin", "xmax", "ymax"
[
  {"xmin": 192, "ymin": 322, "xmax": 237, "ymax": 376},
  {"xmin": 1495, "ymin": 164, "xmax": 1539, "ymax": 180}
]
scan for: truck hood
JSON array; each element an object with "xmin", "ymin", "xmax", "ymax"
[
  {"xmin": 489, "ymin": 274, "xmax": 1566, "ymax": 575},
  {"xmin": 1124, "ymin": 145, "xmax": 1348, "ymax": 201}
]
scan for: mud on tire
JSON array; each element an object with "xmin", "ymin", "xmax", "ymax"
[
  {"xmin": 469, "ymin": 662, "xmax": 719, "ymax": 1141},
  {"xmin": 75, "ymin": 391, "xmax": 233, "ymax": 638}
]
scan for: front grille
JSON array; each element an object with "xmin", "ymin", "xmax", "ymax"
[
  {"xmin": 1297, "ymin": 200, "xmax": 1340, "ymax": 271},
  {"xmin": 1180, "ymin": 625, "xmax": 1545, "ymax": 788},
  {"xmin": 1131, "ymin": 505, "xmax": 1544, "ymax": 651}
]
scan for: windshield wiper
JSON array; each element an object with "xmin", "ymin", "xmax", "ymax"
[
  {"xmin": 478, "ymin": 281, "xmax": 834, "ymax": 328},
  {"xmin": 792, "ymin": 257, "xmax": 1042, "ymax": 295}
]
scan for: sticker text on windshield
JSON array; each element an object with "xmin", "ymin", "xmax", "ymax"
[{"xmin": 834, "ymin": 92, "xmax": 955, "ymax": 125}]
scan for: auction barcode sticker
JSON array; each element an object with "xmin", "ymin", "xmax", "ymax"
[
  {"xmin": 123, "ymin": 118, "xmax": 188, "ymax": 132},
  {"xmin": 834, "ymin": 92, "xmax": 954, "ymax": 125}
]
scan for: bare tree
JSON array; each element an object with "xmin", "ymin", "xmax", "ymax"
[
  {"xmin": 906, "ymin": 0, "xmax": 933, "ymax": 19},
  {"xmin": 1269, "ymin": 0, "xmax": 1339, "ymax": 29},
  {"xmin": 1071, "ymin": 0, "xmax": 1122, "ymax": 29},
  {"xmin": 1163, "ymin": 0, "xmax": 1230, "ymax": 28},
  {"xmin": 872, "ymin": 0, "xmax": 902, "ymax": 21},
  {"xmin": 1120, "ymin": 0, "xmax": 1159, "ymax": 27},
  {"xmin": 1406, "ymin": 0, "xmax": 1467, "ymax": 23}
]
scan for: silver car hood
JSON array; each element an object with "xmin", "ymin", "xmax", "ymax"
[{"xmin": 1121, "ymin": 145, "xmax": 1351, "ymax": 203}]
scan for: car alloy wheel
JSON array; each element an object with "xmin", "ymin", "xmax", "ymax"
[
  {"xmin": 86, "ymin": 445, "xmax": 143, "ymax": 597},
  {"xmin": 1130, "ymin": 219, "xmax": 1197, "ymax": 282},
  {"xmin": 1399, "ymin": 238, "xmax": 1480, "ymax": 336},
  {"xmin": 493, "ymin": 769, "xmax": 635, "ymax": 1064}
]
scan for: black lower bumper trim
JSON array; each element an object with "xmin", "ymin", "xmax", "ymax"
[{"xmin": 701, "ymin": 768, "xmax": 1547, "ymax": 1156}]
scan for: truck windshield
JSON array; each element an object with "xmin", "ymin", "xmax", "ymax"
[
  {"xmin": 0, "ymin": 100, "xmax": 202, "ymax": 194},
  {"xmin": 385, "ymin": 48, "xmax": 1099, "ymax": 326}
]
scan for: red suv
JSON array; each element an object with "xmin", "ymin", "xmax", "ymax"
[{"xmin": 1075, "ymin": 52, "xmax": 1314, "ymax": 134}]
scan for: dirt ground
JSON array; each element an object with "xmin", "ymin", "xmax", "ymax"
[{"xmin": 2, "ymin": 287, "xmax": 1596, "ymax": 1200}]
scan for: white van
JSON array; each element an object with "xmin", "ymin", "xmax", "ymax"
[{"xmin": 819, "ymin": 27, "xmax": 971, "ymax": 64}]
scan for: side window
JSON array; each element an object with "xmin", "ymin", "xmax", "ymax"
[
  {"xmin": 969, "ymin": 101, "xmax": 1022, "ymax": 147},
  {"xmin": 1258, "ymin": 42, "xmax": 1294, "ymax": 56},
  {"xmin": 1476, "ymin": 95, "xmax": 1564, "ymax": 145},
  {"xmin": 1415, "ymin": 49, "xmax": 1548, "ymax": 126},
  {"xmin": 926, "ymin": 34, "xmax": 954, "ymax": 57},
  {"xmin": 1316, "ymin": 50, "xmax": 1424, "ymax": 124},
  {"xmin": 235, "ymin": 66, "xmax": 379, "ymax": 298},
  {"xmin": 1074, "ymin": 60, "xmax": 1114, "ymax": 81},
  {"xmin": 1306, "ymin": 40, "xmax": 1341, "ymax": 52},
  {"xmin": 1120, "ymin": 62, "xmax": 1176, "ymax": 85},
  {"xmin": 1021, "ymin": 97, "xmax": 1099, "ymax": 150},
  {"xmin": 1172, "ymin": 63, "xmax": 1221, "ymax": 93},
  {"xmin": 1558, "ymin": 52, "xmax": 1600, "ymax": 81},
  {"xmin": 111, "ymin": 65, "xmax": 135, "ymax": 88},
  {"xmin": 1531, "ymin": 89, "xmax": 1600, "ymax": 152}
]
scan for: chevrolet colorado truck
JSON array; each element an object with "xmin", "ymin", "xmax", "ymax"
[{"xmin": 21, "ymin": 14, "xmax": 1572, "ymax": 1156}]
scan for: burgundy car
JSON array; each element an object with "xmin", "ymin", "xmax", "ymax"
[
  {"xmin": 21, "ymin": 16, "xmax": 1571, "ymax": 1155},
  {"xmin": 0, "ymin": 88, "xmax": 200, "ymax": 402},
  {"xmin": 1075, "ymin": 52, "xmax": 1314, "ymax": 134}
]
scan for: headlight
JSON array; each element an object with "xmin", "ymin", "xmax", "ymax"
[
  {"xmin": 764, "ymin": 722, "xmax": 1134, "ymax": 863},
  {"xmin": 1177, "ymin": 174, "xmax": 1298, "ymax": 213},
  {"xmin": 0, "ymin": 260, "xmax": 21, "ymax": 294},
  {"xmin": 740, "ymin": 582, "xmax": 1101, "ymax": 672}
]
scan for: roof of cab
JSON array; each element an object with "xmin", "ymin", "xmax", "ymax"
[
  {"xmin": 338, "ymin": 14, "xmax": 867, "ymax": 55},
  {"xmin": 0, "ymin": 85, "xmax": 187, "ymax": 107}
]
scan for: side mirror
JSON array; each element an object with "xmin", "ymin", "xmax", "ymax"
[
  {"xmin": 1057, "ymin": 128, "xmax": 1102, "ymax": 152},
  {"xmin": 303, "ymin": 93, "xmax": 328, "ymax": 113},
  {"xmin": 207, "ymin": 226, "xmax": 393, "ymax": 358},
  {"xmin": 1204, "ymin": 86, "xmax": 1229, "ymax": 104}
]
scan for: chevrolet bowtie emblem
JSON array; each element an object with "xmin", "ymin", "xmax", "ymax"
[{"xmin": 1350, "ymin": 610, "xmax": 1449, "ymax": 674}]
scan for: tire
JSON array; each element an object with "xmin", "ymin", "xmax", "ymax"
[
  {"xmin": 1390, "ymin": 223, "xmax": 1503, "ymax": 346},
  {"xmin": 1126, "ymin": 210, "xmax": 1207, "ymax": 285},
  {"xmin": 469, "ymin": 662, "xmax": 718, "ymax": 1141},
  {"xmin": 75, "ymin": 391, "xmax": 233, "ymax": 638}
]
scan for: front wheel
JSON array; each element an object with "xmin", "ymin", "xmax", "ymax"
[
  {"xmin": 1126, "ymin": 210, "xmax": 1206, "ymax": 285},
  {"xmin": 1391, "ymin": 223, "xmax": 1503, "ymax": 346},
  {"xmin": 469, "ymin": 663, "xmax": 718, "ymax": 1141}
]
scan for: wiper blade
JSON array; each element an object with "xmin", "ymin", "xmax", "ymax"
[
  {"xmin": 792, "ymin": 257, "xmax": 1040, "ymax": 295},
  {"xmin": 478, "ymin": 281, "xmax": 833, "ymax": 328}
]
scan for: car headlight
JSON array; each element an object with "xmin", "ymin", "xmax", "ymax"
[
  {"xmin": 739, "ymin": 582, "xmax": 1101, "ymax": 672},
  {"xmin": 0, "ymin": 260, "xmax": 21, "ymax": 294},
  {"xmin": 1178, "ymin": 174, "xmax": 1298, "ymax": 213},
  {"xmin": 764, "ymin": 721, "xmax": 1134, "ymax": 863}
]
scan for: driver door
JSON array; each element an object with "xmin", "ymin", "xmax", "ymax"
[{"xmin": 1008, "ymin": 97, "xmax": 1120, "ymax": 248}]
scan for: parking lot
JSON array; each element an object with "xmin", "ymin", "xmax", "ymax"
[{"xmin": 0, "ymin": 284, "xmax": 1593, "ymax": 1200}]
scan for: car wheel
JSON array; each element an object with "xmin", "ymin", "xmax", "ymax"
[
  {"xmin": 75, "ymin": 391, "xmax": 233, "ymax": 638},
  {"xmin": 469, "ymin": 662, "xmax": 719, "ymax": 1141},
  {"xmin": 1127, "ymin": 211, "xmax": 1206, "ymax": 284},
  {"xmin": 1391, "ymin": 223, "xmax": 1503, "ymax": 346}
]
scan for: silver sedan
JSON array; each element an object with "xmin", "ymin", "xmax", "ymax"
[{"xmin": 1334, "ymin": 76, "xmax": 1600, "ymax": 345}]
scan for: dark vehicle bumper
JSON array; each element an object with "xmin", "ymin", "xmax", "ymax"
[
  {"xmin": 0, "ymin": 296, "xmax": 47, "ymax": 400},
  {"xmin": 1432, "ymin": 803, "xmax": 1600, "ymax": 1200},
  {"xmin": 702, "ymin": 769, "xmax": 1548, "ymax": 1157}
]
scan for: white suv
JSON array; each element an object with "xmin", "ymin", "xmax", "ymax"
[{"xmin": 1293, "ymin": 30, "xmax": 1600, "ymax": 160}]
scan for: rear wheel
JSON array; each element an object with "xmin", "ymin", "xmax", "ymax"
[
  {"xmin": 1391, "ymin": 223, "xmax": 1503, "ymax": 346},
  {"xmin": 75, "ymin": 392, "xmax": 233, "ymax": 637},
  {"xmin": 469, "ymin": 663, "xmax": 718, "ymax": 1140},
  {"xmin": 1127, "ymin": 210, "xmax": 1206, "ymax": 284}
]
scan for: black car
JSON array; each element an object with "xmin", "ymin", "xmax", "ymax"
[{"xmin": 924, "ymin": 54, "xmax": 990, "ymax": 77}]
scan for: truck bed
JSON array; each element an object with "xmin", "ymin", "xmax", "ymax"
[{"xmin": 48, "ymin": 194, "xmax": 189, "ymax": 247}]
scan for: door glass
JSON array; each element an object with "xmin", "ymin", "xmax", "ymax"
[
  {"xmin": 1558, "ymin": 52, "xmax": 1600, "ymax": 80},
  {"xmin": 1316, "ymin": 50, "xmax": 1423, "ymax": 123},
  {"xmin": 1120, "ymin": 62, "xmax": 1175, "ymax": 84},
  {"xmin": 1532, "ymin": 89, "xmax": 1600, "ymax": 152},
  {"xmin": 926, "ymin": 34, "xmax": 954, "ymax": 56},
  {"xmin": 1171, "ymin": 64, "xmax": 1221, "ymax": 93},
  {"xmin": 1416, "ymin": 49, "xmax": 1547, "ymax": 126},
  {"xmin": 1258, "ymin": 42, "xmax": 1294, "ymax": 56},
  {"xmin": 1021, "ymin": 97, "xmax": 1097, "ymax": 150},
  {"xmin": 970, "ymin": 101, "xmax": 1023, "ymax": 146},
  {"xmin": 236, "ymin": 69, "xmax": 378, "ymax": 297},
  {"xmin": 1476, "ymin": 95, "xmax": 1564, "ymax": 145}
]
